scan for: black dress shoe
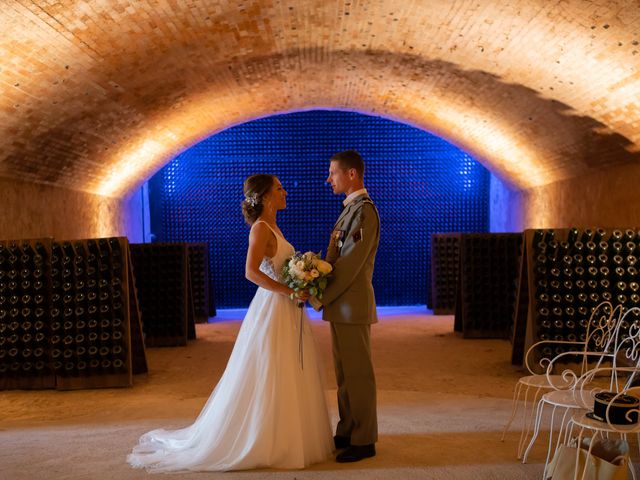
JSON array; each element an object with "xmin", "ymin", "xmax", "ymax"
[
  {"xmin": 336, "ymin": 444, "xmax": 376, "ymax": 463},
  {"xmin": 334, "ymin": 435, "xmax": 350, "ymax": 449}
]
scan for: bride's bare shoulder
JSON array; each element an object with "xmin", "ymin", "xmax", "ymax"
[
  {"xmin": 250, "ymin": 220, "xmax": 268, "ymax": 233},
  {"xmin": 249, "ymin": 221, "xmax": 275, "ymax": 243}
]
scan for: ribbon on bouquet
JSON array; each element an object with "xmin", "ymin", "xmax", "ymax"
[{"xmin": 297, "ymin": 302, "xmax": 304, "ymax": 370}]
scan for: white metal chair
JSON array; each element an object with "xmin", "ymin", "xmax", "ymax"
[
  {"xmin": 503, "ymin": 301, "xmax": 621, "ymax": 460},
  {"xmin": 521, "ymin": 303, "xmax": 626, "ymax": 467},
  {"xmin": 564, "ymin": 378, "xmax": 640, "ymax": 480},
  {"xmin": 555, "ymin": 311, "xmax": 640, "ymax": 480}
]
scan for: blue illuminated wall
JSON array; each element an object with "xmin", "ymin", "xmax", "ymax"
[{"xmin": 148, "ymin": 110, "xmax": 490, "ymax": 308}]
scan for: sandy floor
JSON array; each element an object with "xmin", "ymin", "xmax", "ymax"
[{"xmin": 1, "ymin": 308, "xmax": 632, "ymax": 479}]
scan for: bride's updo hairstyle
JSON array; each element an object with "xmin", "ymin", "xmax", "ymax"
[{"xmin": 242, "ymin": 174, "xmax": 275, "ymax": 225}]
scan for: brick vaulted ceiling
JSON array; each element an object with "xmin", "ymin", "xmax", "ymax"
[{"xmin": 1, "ymin": 0, "xmax": 639, "ymax": 197}]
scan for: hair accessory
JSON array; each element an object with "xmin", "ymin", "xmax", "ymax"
[{"xmin": 245, "ymin": 193, "xmax": 259, "ymax": 207}]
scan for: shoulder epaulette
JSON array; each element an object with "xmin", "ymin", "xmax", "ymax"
[{"xmin": 360, "ymin": 198, "xmax": 377, "ymax": 210}]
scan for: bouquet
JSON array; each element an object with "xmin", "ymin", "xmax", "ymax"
[
  {"xmin": 282, "ymin": 251, "xmax": 333, "ymax": 370},
  {"xmin": 282, "ymin": 251, "xmax": 333, "ymax": 303}
]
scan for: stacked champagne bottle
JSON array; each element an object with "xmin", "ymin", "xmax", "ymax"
[
  {"xmin": 187, "ymin": 244, "xmax": 212, "ymax": 321},
  {"xmin": 457, "ymin": 233, "xmax": 523, "ymax": 338},
  {"xmin": 49, "ymin": 237, "xmax": 128, "ymax": 378},
  {"xmin": 430, "ymin": 234, "xmax": 461, "ymax": 314},
  {"xmin": 533, "ymin": 228, "xmax": 640, "ymax": 359},
  {"xmin": 0, "ymin": 241, "xmax": 51, "ymax": 386},
  {"xmin": 129, "ymin": 243, "xmax": 190, "ymax": 347}
]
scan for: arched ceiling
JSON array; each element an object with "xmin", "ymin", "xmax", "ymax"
[{"xmin": 1, "ymin": 0, "xmax": 639, "ymax": 197}]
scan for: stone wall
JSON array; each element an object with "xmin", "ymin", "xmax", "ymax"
[
  {"xmin": 491, "ymin": 163, "xmax": 640, "ymax": 232},
  {"xmin": 0, "ymin": 177, "xmax": 143, "ymax": 242}
]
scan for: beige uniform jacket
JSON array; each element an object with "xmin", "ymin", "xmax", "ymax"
[{"xmin": 321, "ymin": 193, "xmax": 380, "ymax": 325}]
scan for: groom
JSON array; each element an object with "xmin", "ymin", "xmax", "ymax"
[{"xmin": 315, "ymin": 149, "xmax": 380, "ymax": 463}]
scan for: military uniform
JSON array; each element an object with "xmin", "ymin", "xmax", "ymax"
[{"xmin": 320, "ymin": 191, "xmax": 380, "ymax": 446}]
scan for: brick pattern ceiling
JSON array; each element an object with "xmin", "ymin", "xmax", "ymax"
[{"xmin": 1, "ymin": 0, "xmax": 639, "ymax": 197}]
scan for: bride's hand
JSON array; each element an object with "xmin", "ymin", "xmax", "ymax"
[{"xmin": 294, "ymin": 290, "xmax": 310, "ymax": 302}]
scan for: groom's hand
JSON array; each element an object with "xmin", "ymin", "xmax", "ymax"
[
  {"xmin": 309, "ymin": 296, "xmax": 323, "ymax": 311},
  {"xmin": 296, "ymin": 290, "xmax": 310, "ymax": 302}
]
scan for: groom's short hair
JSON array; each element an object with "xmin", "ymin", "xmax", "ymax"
[{"xmin": 331, "ymin": 150, "xmax": 365, "ymax": 179}]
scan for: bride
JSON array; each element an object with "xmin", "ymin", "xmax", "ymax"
[{"xmin": 127, "ymin": 174, "xmax": 333, "ymax": 472}]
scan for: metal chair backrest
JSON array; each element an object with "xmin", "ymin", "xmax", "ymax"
[{"xmin": 535, "ymin": 302, "xmax": 624, "ymax": 389}]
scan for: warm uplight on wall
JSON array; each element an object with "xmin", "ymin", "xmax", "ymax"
[
  {"xmin": 95, "ymin": 196, "xmax": 120, "ymax": 238},
  {"xmin": 96, "ymin": 135, "xmax": 176, "ymax": 197},
  {"xmin": 434, "ymin": 107, "xmax": 547, "ymax": 189}
]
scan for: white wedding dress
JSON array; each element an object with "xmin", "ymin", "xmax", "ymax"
[{"xmin": 127, "ymin": 221, "xmax": 333, "ymax": 472}]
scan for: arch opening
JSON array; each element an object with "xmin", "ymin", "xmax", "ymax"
[{"xmin": 146, "ymin": 109, "xmax": 493, "ymax": 307}]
